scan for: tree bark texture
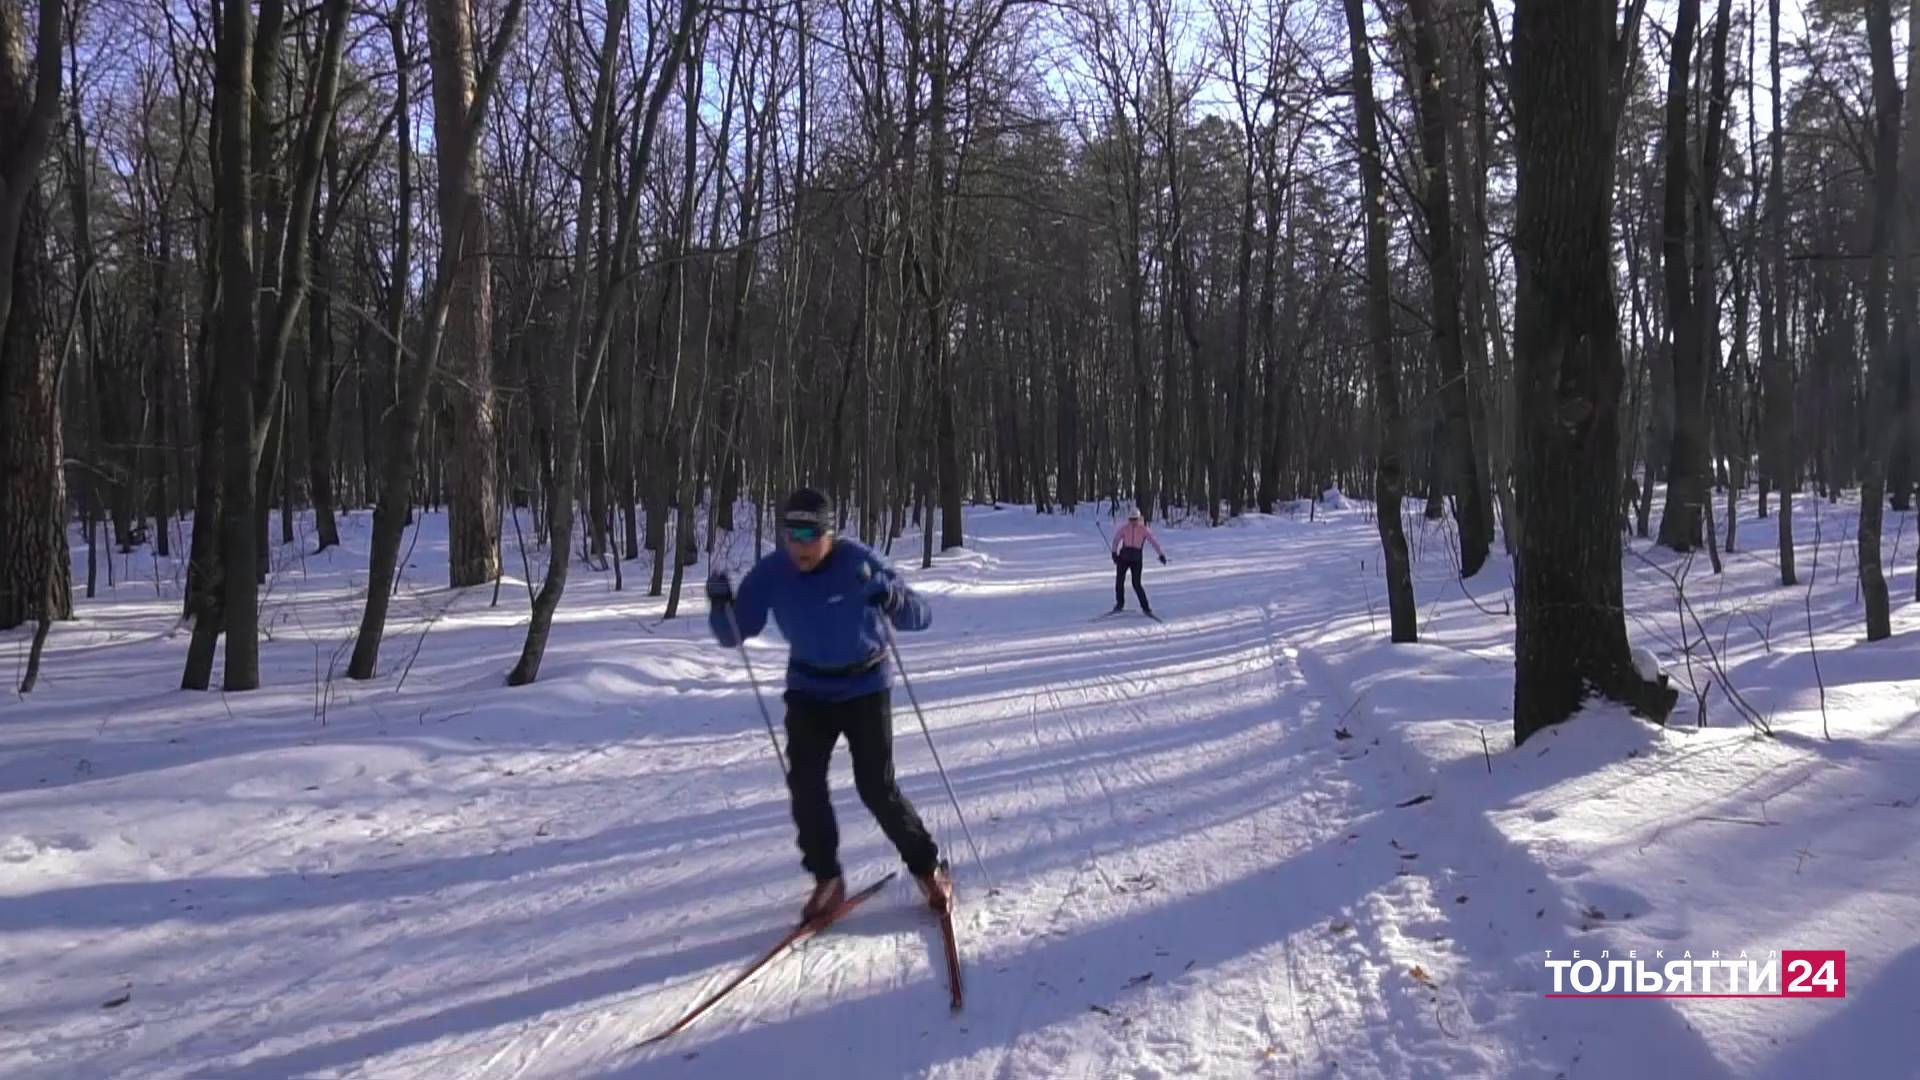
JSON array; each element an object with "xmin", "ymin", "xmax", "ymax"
[{"xmin": 1510, "ymin": 0, "xmax": 1678, "ymax": 742}]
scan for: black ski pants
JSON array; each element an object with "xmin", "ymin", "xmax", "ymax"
[
  {"xmin": 783, "ymin": 688, "xmax": 940, "ymax": 882},
  {"xmin": 1114, "ymin": 548, "xmax": 1151, "ymax": 610}
]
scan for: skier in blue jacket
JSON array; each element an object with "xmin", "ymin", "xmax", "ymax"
[{"xmin": 706, "ymin": 488, "xmax": 951, "ymax": 922}]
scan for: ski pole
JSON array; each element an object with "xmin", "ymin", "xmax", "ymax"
[
  {"xmin": 721, "ymin": 599, "xmax": 787, "ymax": 779},
  {"xmin": 864, "ymin": 566, "xmax": 993, "ymax": 891},
  {"xmin": 881, "ymin": 618, "xmax": 994, "ymax": 892}
]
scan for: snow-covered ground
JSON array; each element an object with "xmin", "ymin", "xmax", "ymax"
[{"xmin": 2, "ymin": 494, "xmax": 1916, "ymax": 1079}]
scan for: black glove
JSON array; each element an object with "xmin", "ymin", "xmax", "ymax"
[
  {"xmin": 1112, "ymin": 551, "xmax": 1122, "ymax": 566},
  {"xmin": 705, "ymin": 572, "xmax": 733, "ymax": 605},
  {"xmin": 863, "ymin": 573, "xmax": 898, "ymax": 613},
  {"xmin": 1159, "ymin": 553, "xmax": 1167, "ymax": 565}
]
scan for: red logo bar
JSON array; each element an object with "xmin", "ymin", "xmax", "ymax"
[{"xmin": 1780, "ymin": 951, "xmax": 1846, "ymax": 997}]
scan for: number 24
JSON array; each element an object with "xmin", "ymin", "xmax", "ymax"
[{"xmin": 1787, "ymin": 959, "xmax": 1838, "ymax": 993}]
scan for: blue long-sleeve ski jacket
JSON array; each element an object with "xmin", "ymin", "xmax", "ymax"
[{"xmin": 710, "ymin": 539, "xmax": 932, "ymax": 702}]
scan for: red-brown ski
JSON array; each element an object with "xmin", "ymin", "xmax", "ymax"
[
  {"xmin": 636, "ymin": 871, "xmax": 896, "ymax": 1047},
  {"xmin": 931, "ymin": 862, "xmax": 963, "ymax": 1011},
  {"xmin": 938, "ymin": 899, "xmax": 963, "ymax": 1011}
]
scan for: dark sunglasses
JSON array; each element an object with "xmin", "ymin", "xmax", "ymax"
[{"xmin": 785, "ymin": 524, "xmax": 824, "ymax": 542}]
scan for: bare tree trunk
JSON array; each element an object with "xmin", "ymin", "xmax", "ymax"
[
  {"xmin": 1124, "ymin": 185, "xmax": 1152, "ymax": 517},
  {"xmin": 0, "ymin": 0, "xmax": 67, "ymax": 634},
  {"xmin": 1692, "ymin": 0, "xmax": 1734, "ymax": 564},
  {"xmin": 212, "ymin": 0, "xmax": 263, "ymax": 690},
  {"xmin": 1657, "ymin": 0, "xmax": 1705, "ymax": 551},
  {"xmin": 1408, "ymin": 0, "xmax": 1491, "ymax": 575},
  {"xmin": 644, "ymin": 324, "xmax": 674, "ymax": 596},
  {"xmin": 1509, "ymin": 0, "xmax": 1677, "ymax": 742},
  {"xmin": 1447, "ymin": 9, "xmax": 1521, "ymax": 552},
  {"xmin": 1342, "ymin": 0, "xmax": 1417, "ymax": 642},
  {"xmin": 0, "ymin": 0, "xmax": 56, "ymax": 344},
  {"xmin": 1228, "ymin": 135, "xmax": 1255, "ymax": 519},
  {"xmin": 1636, "ymin": 159, "xmax": 1668, "ymax": 539},
  {"xmin": 181, "ymin": 272, "xmax": 223, "ymax": 687},
  {"xmin": 1902, "ymin": 0, "xmax": 1920, "ymax": 537},
  {"xmin": 1895, "ymin": 0, "xmax": 1920, "ymax": 517},
  {"xmin": 587, "ymin": 395, "xmax": 610, "ymax": 561},
  {"xmin": 618, "ymin": 289, "xmax": 641, "ymax": 561},
  {"xmin": 254, "ymin": 397, "xmax": 281, "ymax": 574},
  {"xmin": 147, "ymin": 175, "xmax": 176, "ymax": 560},
  {"xmin": 1762, "ymin": 0, "xmax": 1793, "ymax": 584},
  {"xmin": 308, "ymin": 205, "xmax": 341, "ymax": 550},
  {"xmin": 427, "ymin": 0, "xmax": 501, "ymax": 589},
  {"xmin": 0, "ymin": 181, "xmax": 65, "ymax": 633},
  {"xmin": 923, "ymin": 0, "xmax": 964, "ymax": 551},
  {"xmin": 1724, "ymin": 255, "xmax": 1749, "ymax": 555},
  {"xmin": 1255, "ymin": 173, "xmax": 1285, "ymax": 514},
  {"xmin": 303, "ymin": 121, "xmax": 363, "ymax": 553},
  {"xmin": 1861, "ymin": 0, "xmax": 1901, "ymax": 640}
]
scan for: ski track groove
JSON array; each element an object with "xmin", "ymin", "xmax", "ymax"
[
  {"xmin": 975, "ymin": 571, "xmax": 1344, "ymax": 1078},
  {"xmin": 1247, "ymin": 604, "xmax": 1321, "ymax": 1076}
]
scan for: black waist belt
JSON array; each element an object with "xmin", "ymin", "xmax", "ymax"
[{"xmin": 791, "ymin": 651, "xmax": 887, "ymax": 679}]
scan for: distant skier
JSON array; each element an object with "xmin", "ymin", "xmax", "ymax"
[
  {"xmin": 706, "ymin": 487, "xmax": 953, "ymax": 922},
  {"xmin": 1110, "ymin": 507, "xmax": 1166, "ymax": 616}
]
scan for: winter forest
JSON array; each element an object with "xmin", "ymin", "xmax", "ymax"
[
  {"xmin": 3, "ymin": 0, "xmax": 1918, "ymax": 729},
  {"xmin": 3, "ymin": 0, "xmax": 1918, "ymax": 1074}
]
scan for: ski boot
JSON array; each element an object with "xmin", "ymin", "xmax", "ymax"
[
  {"xmin": 915, "ymin": 863, "xmax": 953, "ymax": 914},
  {"xmin": 801, "ymin": 876, "xmax": 845, "ymax": 923}
]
